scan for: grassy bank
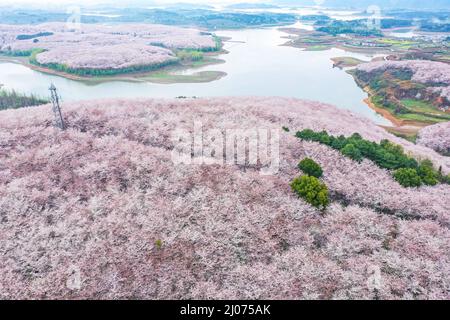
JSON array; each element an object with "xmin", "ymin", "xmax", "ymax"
[
  {"xmin": 348, "ymin": 68, "xmax": 450, "ymax": 132},
  {"xmin": 138, "ymin": 70, "xmax": 227, "ymax": 84},
  {"xmin": 331, "ymin": 57, "xmax": 365, "ymax": 69},
  {"xmin": 0, "ymin": 48, "xmax": 226, "ymax": 84},
  {"xmin": 371, "ymin": 95, "xmax": 450, "ymax": 124}
]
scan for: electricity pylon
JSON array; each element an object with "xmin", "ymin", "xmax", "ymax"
[{"xmin": 49, "ymin": 84, "xmax": 65, "ymax": 130}]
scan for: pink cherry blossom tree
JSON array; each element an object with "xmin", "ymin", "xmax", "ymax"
[{"xmin": 0, "ymin": 97, "xmax": 448, "ymax": 299}]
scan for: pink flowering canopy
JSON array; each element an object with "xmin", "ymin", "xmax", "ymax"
[
  {"xmin": 0, "ymin": 23, "xmax": 217, "ymax": 70},
  {"xmin": 0, "ymin": 97, "xmax": 449, "ymax": 299},
  {"xmin": 417, "ymin": 121, "xmax": 450, "ymax": 155}
]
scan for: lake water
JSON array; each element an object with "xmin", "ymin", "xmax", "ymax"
[{"xmin": 0, "ymin": 24, "xmax": 390, "ymax": 125}]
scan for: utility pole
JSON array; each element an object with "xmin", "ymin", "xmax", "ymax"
[{"xmin": 49, "ymin": 84, "xmax": 65, "ymax": 130}]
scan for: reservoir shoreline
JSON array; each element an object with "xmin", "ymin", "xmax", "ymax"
[{"xmin": 0, "ymin": 24, "xmax": 391, "ymax": 126}]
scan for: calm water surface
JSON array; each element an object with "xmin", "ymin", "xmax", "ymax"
[{"xmin": 0, "ymin": 24, "xmax": 390, "ymax": 125}]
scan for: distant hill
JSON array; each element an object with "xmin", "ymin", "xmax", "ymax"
[
  {"xmin": 165, "ymin": 3, "xmax": 215, "ymax": 10},
  {"xmin": 226, "ymin": 3, "xmax": 281, "ymax": 10},
  {"xmin": 274, "ymin": 0, "xmax": 450, "ymax": 10},
  {"xmin": 0, "ymin": 7, "xmax": 298, "ymax": 29}
]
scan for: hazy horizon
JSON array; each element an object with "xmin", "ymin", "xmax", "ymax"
[{"xmin": 1, "ymin": 0, "xmax": 449, "ymax": 10}]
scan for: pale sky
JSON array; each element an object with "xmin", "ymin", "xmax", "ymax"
[{"xmin": 0, "ymin": 0, "xmax": 262, "ymax": 6}]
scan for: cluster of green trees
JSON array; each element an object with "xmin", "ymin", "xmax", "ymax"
[
  {"xmin": 176, "ymin": 49, "xmax": 204, "ymax": 61},
  {"xmin": 1, "ymin": 48, "xmax": 45, "ymax": 59},
  {"xmin": 302, "ymin": 15, "xmax": 331, "ymax": 22},
  {"xmin": 314, "ymin": 17, "xmax": 412, "ymax": 34},
  {"xmin": 291, "ymin": 158, "xmax": 329, "ymax": 210},
  {"xmin": 298, "ymin": 158, "xmax": 323, "ymax": 178},
  {"xmin": 0, "ymin": 88, "xmax": 48, "ymax": 110},
  {"xmin": 30, "ymin": 59, "xmax": 178, "ymax": 77},
  {"xmin": 296, "ymin": 129, "xmax": 449, "ymax": 188},
  {"xmin": 16, "ymin": 32, "xmax": 53, "ymax": 40},
  {"xmin": 0, "ymin": 49, "xmax": 35, "ymax": 57},
  {"xmin": 316, "ymin": 20, "xmax": 383, "ymax": 37},
  {"xmin": 213, "ymin": 35, "xmax": 223, "ymax": 51},
  {"xmin": 380, "ymin": 19, "xmax": 413, "ymax": 29},
  {"xmin": 179, "ymin": 36, "xmax": 222, "ymax": 53},
  {"xmin": 420, "ymin": 22, "xmax": 450, "ymax": 32}
]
